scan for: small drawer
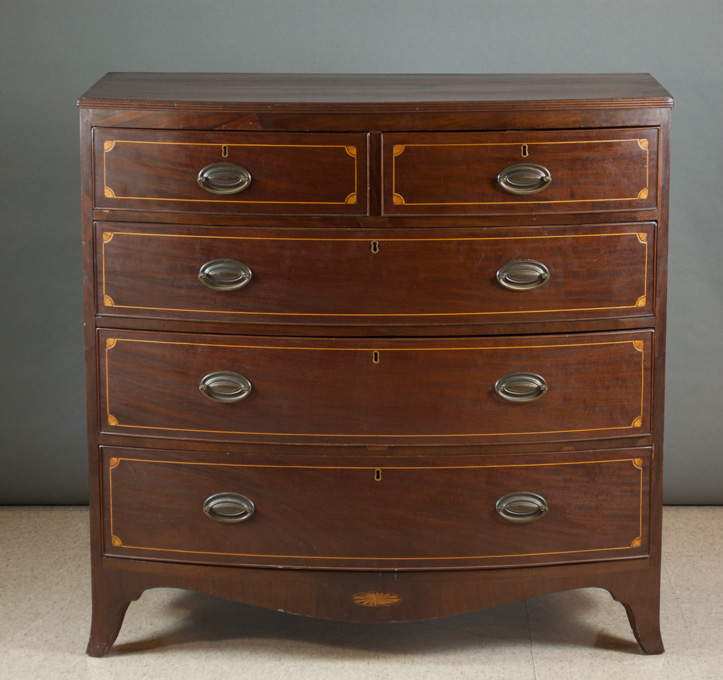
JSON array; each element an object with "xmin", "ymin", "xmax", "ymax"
[
  {"xmin": 382, "ymin": 128, "xmax": 657, "ymax": 215},
  {"xmin": 93, "ymin": 128, "xmax": 368, "ymax": 216},
  {"xmin": 98, "ymin": 330, "xmax": 652, "ymax": 445},
  {"xmin": 96, "ymin": 222, "xmax": 655, "ymax": 325},
  {"xmin": 102, "ymin": 446, "xmax": 650, "ymax": 570}
]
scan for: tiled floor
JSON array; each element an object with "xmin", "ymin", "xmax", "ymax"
[{"xmin": 0, "ymin": 506, "xmax": 720, "ymax": 679}]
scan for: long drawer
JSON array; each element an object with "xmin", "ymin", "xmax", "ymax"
[
  {"xmin": 383, "ymin": 128, "xmax": 658, "ymax": 215},
  {"xmin": 101, "ymin": 446, "xmax": 650, "ymax": 570},
  {"xmin": 98, "ymin": 330, "xmax": 652, "ymax": 445},
  {"xmin": 96, "ymin": 222, "xmax": 655, "ymax": 325},
  {"xmin": 93, "ymin": 128, "xmax": 368, "ymax": 216}
]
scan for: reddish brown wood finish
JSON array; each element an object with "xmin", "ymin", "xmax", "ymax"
[
  {"xmin": 383, "ymin": 129, "xmax": 657, "ymax": 216},
  {"xmin": 98, "ymin": 330, "xmax": 652, "ymax": 444},
  {"xmin": 102, "ymin": 446, "xmax": 649, "ymax": 570},
  {"xmin": 96, "ymin": 222, "xmax": 655, "ymax": 325},
  {"xmin": 79, "ymin": 73, "xmax": 671, "ymax": 657},
  {"xmin": 85, "ymin": 105, "xmax": 668, "ymax": 135},
  {"xmin": 79, "ymin": 73, "xmax": 673, "ymax": 112},
  {"xmin": 95, "ymin": 129, "xmax": 368, "ymax": 216},
  {"xmin": 86, "ymin": 557, "xmax": 663, "ymax": 656}
]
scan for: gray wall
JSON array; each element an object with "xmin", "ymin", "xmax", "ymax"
[{"xmin": 1, "ymin": 0, "xmax": 721, "ymax": 504}]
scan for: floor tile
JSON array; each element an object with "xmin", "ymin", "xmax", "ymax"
[
  {"xmin": 527, "ymin": 588, "xmax": 704, "ymax": 679},
  {"xmin": 0, "ymin": 506, "xmax": 721, "ymax": 679},
  {"xmin": 662, "ymin": 506, "xmax": 723, "ymax": 557}
]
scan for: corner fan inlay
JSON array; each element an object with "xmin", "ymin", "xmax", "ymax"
[{"xmin": 353, "ymin": 592, "xmax": 402, "ymax": 607}]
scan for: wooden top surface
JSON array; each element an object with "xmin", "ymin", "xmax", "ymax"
[{"xmin": 78, "ymin": 73, "xmax": 673, "ymax": 111}]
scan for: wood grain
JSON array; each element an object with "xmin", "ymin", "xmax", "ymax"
[
  {"xmin": 102, "ymin": 446, "xmax": 650, "ymax": 570},
  {"xmin": 383, "ymin": 128, "xmax": 657, "ymax": 215},
  {"xmin": 98, "ymin": 330, "xmax": 652, "ymax": 445},
  {"xmin": 96, "ymin": 222, "xmax": 655, "ymax": 326},
  {"xmin": 95, "ymin": 128, "xmax": 368, "ymax": 216},
  {"xmin": 79, "ymin": 73, "xmax": 673, "ymax": 111}
]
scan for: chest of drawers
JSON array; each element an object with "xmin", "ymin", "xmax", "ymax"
[{"xmin": 79, "ymin": 73, "xmax": 672, "ymax": 656}]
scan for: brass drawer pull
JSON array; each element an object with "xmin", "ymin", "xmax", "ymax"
[
  {"xmin": 497, "ymin": 163, "xmax": 552, "ymax": 195},
  {"xmin": 198, "ymin": 258, "xmax": 253, "ymax": 291},
  {"xmin": 494, "ymin": 372, "xmax": 548, "ymax": 402},
  {"xmin": 496, "ymin": 259, "xmax": 550, "ymax": 290},
  {"xmin": 199, "ymin": 371, "xmax": 252, "ymax": 403},
  {"xmin": 204, "ymin": 492, "xmax": 255, "ymax": 523},
  {"xmin": 197, "ymin": 162, "xmax": 252, "ymax": 194},
  {"xmin": 496, "ymin": 492, "xmax": 548, "ymax": 523}
]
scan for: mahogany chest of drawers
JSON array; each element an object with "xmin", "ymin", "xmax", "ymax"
[{"xmin": 79, "ymin": 73, "xmax": 672, "ymax": 656}]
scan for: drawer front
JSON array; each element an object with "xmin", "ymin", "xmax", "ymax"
[
  {"xmin": 383, "ymin": 128, "xmax": 658, "ymax": 215},
  {"xmin": 96, "ymin": 222, "xmax": 655, "ymax": 324},
  {"xmin": 94, "ymin": 128, "xmax": 368, "ymax": 215},
  {"xmin": 98, "ymin": 330, "xmax": 652, "ymax": 444},
  {"xmin": 102, "ymin": 446, "xmax": 650, "ymax": 570}
]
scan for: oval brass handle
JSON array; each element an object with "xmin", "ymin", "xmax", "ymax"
[
  {"xmin": 204, "ymin": 492, "xmax": 255, "ymax": 523},
  {"xmin": 197, "ymin": 162, "xmax": 252, "ymax": 195},
  {"xmin": 496, "ymin": 492, "xmax": 548, "ymax": 523},
  {"xmin": 198, "ymin": 259, "xmax": 253, "ymax": 291},
  {"xmin": 199, "ymin": 371, "xmax": 252, "ymax": 403},
  {"xmin": 496, "ymin": 260, "xmax": 550, "ymax": 291},
  {"xmin": 494, "ymin": 372, "xmax": 548, "ymax": 402},
  {"xmin": 497, "ymin": 163, "xmax": 552, "ymax": 195}
]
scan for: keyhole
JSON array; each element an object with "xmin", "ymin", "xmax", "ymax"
[
  {"xmin": 374, "ymin": 469, "xmax": 382, "ymax": 481},
  {"xmin": 372, "ymin": 351, "xmax": 380, "ymax": 364},
  {"xmin": 371, "ymin": 241, "xmax": 379, "ymax": 253},
  {"xmin": 222, "ymin": 145, "xmax": 229, "ymax": 158},
  {"xmin": 521, "ymin": 144, "xmax": 529, "ymax": 158}
]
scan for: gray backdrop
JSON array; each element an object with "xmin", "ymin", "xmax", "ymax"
[{"xmin": 1, "ymin": 0, "xmax": 721, "ymax": 504}]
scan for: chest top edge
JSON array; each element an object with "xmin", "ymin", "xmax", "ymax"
[{"xmin": 78, "ymin": 73, "xmax": 674, "ymax": 112}]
